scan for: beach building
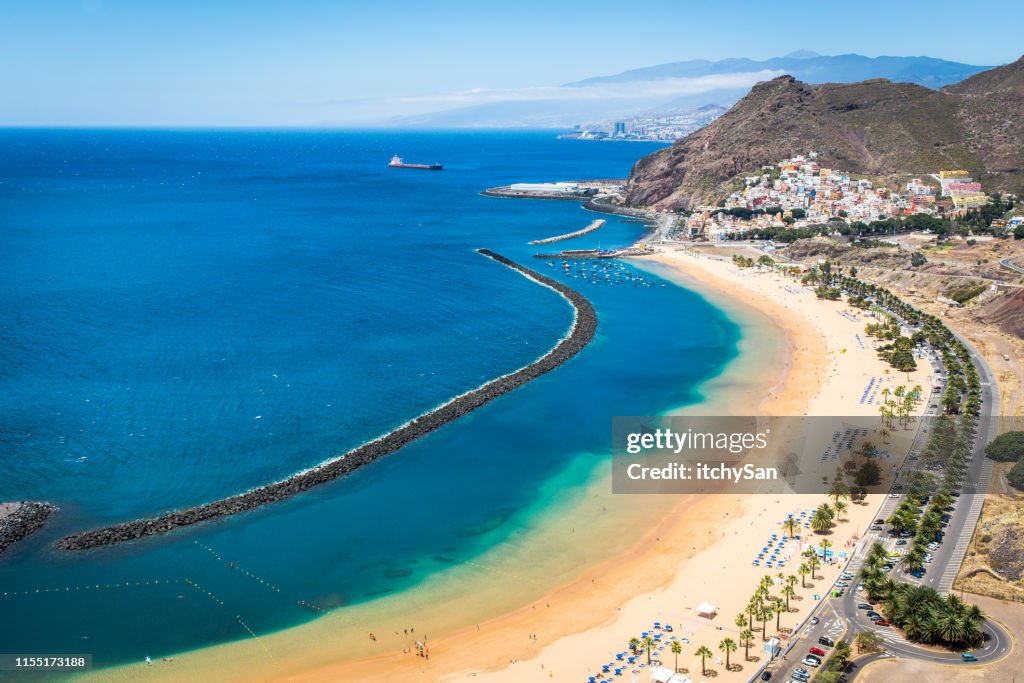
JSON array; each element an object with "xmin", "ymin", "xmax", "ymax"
[{"xmin": 509, "ymin": 182, "xmax": 581, "ymax": 194}]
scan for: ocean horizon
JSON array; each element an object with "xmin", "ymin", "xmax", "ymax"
[{"xmin": 0, "ymin": 129, "xmax": 742, "ymax": 671}]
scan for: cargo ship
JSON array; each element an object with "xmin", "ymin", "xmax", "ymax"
[{"xmin": 389, "ymin": 155, "xmax": 442, "ymax": 171}]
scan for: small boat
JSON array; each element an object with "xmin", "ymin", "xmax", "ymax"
[{"xmin": 388, "ymin": 155, "xmax": 442, "ymax": 171}]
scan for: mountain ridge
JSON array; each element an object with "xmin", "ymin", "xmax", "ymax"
[
  {"xmin": 569, "ymin": 53, "xmax": 993, "ymax": 90},
  {"xmin": 623, "ymin": 57, "xmax": 1024, "ymax": 210}
]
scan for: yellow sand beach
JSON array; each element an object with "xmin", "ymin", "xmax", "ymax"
[{"xmin": 88, "ymin": 244, "xmax": 934, "ymax": 683}]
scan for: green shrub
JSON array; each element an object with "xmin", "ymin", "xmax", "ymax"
[
  {"xmin": 1008, "ymin": 459, "xmax": 1024, "ymax": 492},
  {"xmin": 985, "ymin": 431, "xmax": 1024, "ymax": 462}
]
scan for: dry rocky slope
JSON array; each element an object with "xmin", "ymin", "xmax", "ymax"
[{"xmin": 624, "ymin": 56, "xmax": 1024, "ymax": 210}]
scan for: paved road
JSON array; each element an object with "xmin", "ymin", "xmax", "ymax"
[
  {"xmin": 759, "ymin": 325, "xmax": 1008, "ymax": 682},
  {"xmin": 1000, "ymin": 257, "xmax": 1024, "ymax": 276}
]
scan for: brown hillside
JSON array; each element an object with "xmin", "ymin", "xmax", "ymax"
[{"xmin": 625, "ymin": 58, "xmax": 1024, "ymax": 210}]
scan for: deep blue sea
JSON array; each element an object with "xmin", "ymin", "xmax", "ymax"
[{"xmin": 0, "ymin": 129, "xmax": 740, "ymax": 670}]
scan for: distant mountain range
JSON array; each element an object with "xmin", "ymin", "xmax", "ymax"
[
  {"xmin": 569, "ymin": 51, "xmax": 991, "ymax": 90},
  {"xmin": 623, "ymin": 56, "xmax": 1024, "ymax": 209},
  {"xmin": 387, "ymin": 52, "xmax": 994, "ymax": 129}
]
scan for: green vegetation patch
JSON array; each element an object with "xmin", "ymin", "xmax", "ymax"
[{"xmin": 984, "ymin": 431, "xmax": 1024, "ymax": 462}]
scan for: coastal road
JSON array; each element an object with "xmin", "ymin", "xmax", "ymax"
[
  {"xmin": 761, "ymin": 330, "xmax": 1008, "ymax": 682},
  {"xmin": 999, "ymin": 257, "xmax": 1024, "ymax": 276}
]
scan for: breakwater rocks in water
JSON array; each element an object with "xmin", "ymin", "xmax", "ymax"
[
  {"xmin": 0, "ymin": 502, "xmax": 56, "ymax": 555},
  {"xmin": 529, "ymin": 219, "xmax": 606, "ymax": 245},
  {"xmin": 56, "ymin": 250, "xmax": 597, "ymax": 552}
]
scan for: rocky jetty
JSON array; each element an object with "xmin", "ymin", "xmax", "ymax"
[
  {"xmin": 57, "ymin": 250, "xmax": 597, "ymax": 551},
  {"xmin": 0, "ymin": 502, "xmax": 56, "ymax": 555}
]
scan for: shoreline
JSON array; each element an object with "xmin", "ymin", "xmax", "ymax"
[
  {"xmin": 56, "ymin": 250, "xmax": 596, "ymax": 552},
  {"xmin": 281, "ymin": 245, "xmax": 833, "ymax": 682},
  {"xmin": 78, "ymin": 236, "xmax": 793, "ymax": 683},
  {"xmin": 286, "ymin": 245, "xmax": 930, "ymax": 682},
  {"xmin": 81, "ymin": 232, "xmax": 931, "ymax": 683}
]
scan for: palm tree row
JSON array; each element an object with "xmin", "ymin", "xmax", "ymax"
[{"xmin": 833, "ymin": 274, "xmax": 982, "ymax": 418}]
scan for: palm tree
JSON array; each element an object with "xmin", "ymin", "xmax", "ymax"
[
  {"xmin": 803, "ymin": 549, "xmax": 821, "ymax": 579},
  {"xmin": 855, "ymin": 631, "xmax": 884, "ymax": 653},
  {"xmin": 695, "ymin": 645, "xmax": 713, "ymax": 675},
  {"xmin": 758, "ymin": 603, "xmax": 773, "ymax": 639},
  {"xmin": 866, "ymin": 542, "xmax": 889, "ymax": 568},
  {"xmin": 746, "ymin": 596, "xmax": 759, "ymax": 629},
  {"xmin": 719, "ymin": 638, "xmax": 737, "ymax": 671},
  {"xmin": 643, "ymin": 635, "xmax": 656, "ymax": 666},
  {"xmin": 820, "ymin": 538, "xmax": 833, "ymax": 564},
  {"xmin": 782, "ymin": 582, "xmax": 796, "ymax": 611},
  {"xmin": 670, "ymin": 640, "xmax": 682, "ymax": 672},
  {"xmin": 735, "ymin": 613, "xmax": 747, "ymax": 631},
  {"xmin": 798, "ymin": 562, "xmax": 810, "ymax": 587},
  {"xmin": 740, "ymin": 628, "xmax": 755, "ymax": 661},
  {"xmin": 811, "ymin": 505, "xmax": 834, "ymax": 533},
  {"xmin": 938, "ymin": 612, "xmax": 966, "ymax": 645},
  {"xmin": 772, "ymin": 596, "xmax": 786, "ymax": 632},
  {"xmin": 628, "ymin": 636, "xmax": 641, "ymax": 655},
  {"xmin": 834, "ymin": 499, "xmax": 848, "ymax": 519},
  {"xmin": 828, "ymin": 482, "xmax": 848, "ymax": 506},
  {"xmin": 783, "ymin": 516, "xmax": 799, "ymax": 538}
]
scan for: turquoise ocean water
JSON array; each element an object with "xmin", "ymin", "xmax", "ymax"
[{"xmin": 0, "ymin": 130, "xmax": 740, "ymax": 669}]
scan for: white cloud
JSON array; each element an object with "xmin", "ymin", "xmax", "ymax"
[{"xmin": 321, "ymin": 70, "xmax": 782, "ymax": 122}]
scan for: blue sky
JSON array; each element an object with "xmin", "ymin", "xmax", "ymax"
[{"xmin": 2, "ymin": 0, "xmax": 1022, "ymax": 126}]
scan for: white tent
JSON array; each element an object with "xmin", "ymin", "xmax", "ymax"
[
  {"xmin": 695, "ymin": 601, "xmax": 718, "ymax": 618},
  {"xmin": 649, "ymin": 666, "xmax": 692, "ymax": 683}
]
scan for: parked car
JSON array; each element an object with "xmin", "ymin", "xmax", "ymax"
[
  {"xmin": 870, "ymin": 524, "xmax": 883, "ymax": 531},
  {"xmin": 858, "ymin": 603, "xmax": 873, "ymax": 610},
  {"xmin": 809, "ymin": 647, "xmax": 826, "ymax": 657},
  {"xmin": 818, "ymin": 636, "xmax": 834, "ymax": 648},
  {"xmin": 873, "ymin": 618, "xmax": 890, "ymax": 626},
  {"xmin": 896, "ymin": 539, "xmax": 908, "ymax": 545},
  {"xmin": 809, "ymin": 616, "xmax": 820, "ymax": 625},
  {"xmin": 761, "ymin": 672, "xmax": 772, "ymax": 680},
  {"xmin": 801, "ymin": 656, "xmax": 820, "ymax": 667}
]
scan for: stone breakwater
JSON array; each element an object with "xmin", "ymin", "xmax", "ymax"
[
  {"xmin": 529, "ymin": 219, "xmax": 606, "ymax": 245},
  {"xmin": 57, "ymin": 250, "xmax": 597, "ymax": 551},
  {"xmin": 0, "ymin": 502, "xmax": 57, "ymax": 555}
]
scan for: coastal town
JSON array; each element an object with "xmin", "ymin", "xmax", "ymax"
[
  {"xmin": 681, "ymin": 153, "xmax": 1001, "ymax": 239},
  {"xmin": 558, "ymin": 106, "xmax": 727, "ymax": 143}
]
